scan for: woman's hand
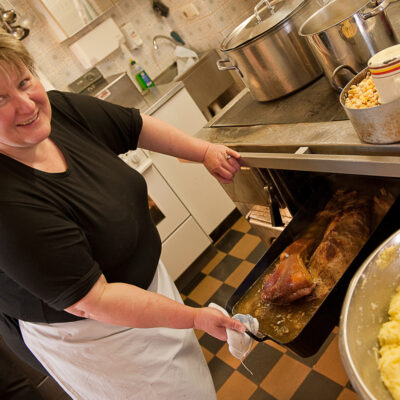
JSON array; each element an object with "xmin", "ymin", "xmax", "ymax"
[
  {"xmin": 193, "ymin": 307, "xmax": 245, "ymax": 341},
  {"xmin": 203, "ymin": 144, "xmax": 241, "ymax": 184}
]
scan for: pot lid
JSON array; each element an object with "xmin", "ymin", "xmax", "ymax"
[
  {"xmin": 368, "ymin": 44, "xmax": 400, "ymax": 68},
  {"xmin": 221, "ymin": 0, "xmax": 305, "ymax": 51}
]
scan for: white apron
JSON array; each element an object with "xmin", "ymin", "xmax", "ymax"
[{"xmin": 19, "ymin": 262, "xmax": 217, "ymax": 400}]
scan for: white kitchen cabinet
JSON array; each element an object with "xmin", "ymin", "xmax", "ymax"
[
  {"xmin": 161, "ymin": 217, "xmax": 211, "ymax": 281},
  {"xmin": 147, "ymin": 87, "xmax": 236, "ymax": 235}
]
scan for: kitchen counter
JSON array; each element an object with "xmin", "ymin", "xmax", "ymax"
[
  {"xmin": 142, "ymin": 81, "xmax": 184, "ymax": 115},
  {"xmin": 93, "ymin": 72, "xmax": 184, "ymax": 116},
  {"xmin": 195, "ymin": 76, "xmax": 400, "ymax": 177}
]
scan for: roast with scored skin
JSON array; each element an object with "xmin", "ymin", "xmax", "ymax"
[{"xmin": 261, "ymin": 188, "xmax": 393, "ymax": 305}]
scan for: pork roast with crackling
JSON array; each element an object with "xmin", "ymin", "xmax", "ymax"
[{"xmin": 261, "ymin": 190, "xmax": 375, "ymax": 305}]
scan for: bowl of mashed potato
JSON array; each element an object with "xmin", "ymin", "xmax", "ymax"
[{"xmin": 339, "ymin": 229, "xmax": 400, "ymax": 400}]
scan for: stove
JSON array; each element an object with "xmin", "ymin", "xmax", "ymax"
[{"xmin": 210, "ymin": 76, "xmax": 347, "ymax": 128}]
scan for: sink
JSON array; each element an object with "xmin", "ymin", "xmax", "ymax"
[
  {"xmin": 152, "ymin": 49, "xmax": 234, "ymax": 118},
  {"xmin": 153, "ymin": 62, "xmax": 179, "ymax": 86}
]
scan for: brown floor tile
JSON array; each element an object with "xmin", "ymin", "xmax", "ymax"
[
  {"xmin": 229, "ymin": 234, "xmax": 261, "ymax": 260},
  {"xmin": 260, "ymin": 354, "xmax": 311, "ymax": 400},
  {"xmin": 201, "ymin": 346, "xmax": 214, "ymax": 364},
  {"xmin": 337, "ymin": 388, "xmax": 361, "ymax": 400},
  {"xmin": 202, "ymin": 250, "xmax": 227, "ymax": 275},
  {"xmin": 216, "ymin": 343, "xmax": 241, "ymax": 369},
  {"xmin": 217, "ymin": 371, "xmax": 257, "ymax": 400},
  {"xmin": 224, "ymin": 260, "xmax": 255, "ymax": 288},
  {"xmin": 194, "ymin": 329, "xmax": 204, "ymax": 340},
  {"xmin": 231, "ymin": 217, "xmax": 252, "ymax": 233},
  {"xmin": 265, "ymin": 340, "xmax": 287, "ymax": 354},
  {"xmin": 188, "ymin": 275, "xmax": 223, "ymax": 305},
  {"xmin": 313, "ymin": 335, "xmax": 349, "ymax": 386}
]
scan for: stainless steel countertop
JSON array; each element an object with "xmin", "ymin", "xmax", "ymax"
[{"xmin": 194, "ymin": 77, "xmax": 400, "ymax": 177}]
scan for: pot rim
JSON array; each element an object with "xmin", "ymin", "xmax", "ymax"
[
  {"xmin": 339, "ymin": 228, "xmax": 400, "ymax": 400},
  {"xmin": 298, "ymin": 0, "xmax": 370, "ymax": 37},
  {"xmin": 220, "ymin": 0, "xmax": 307, "ymax": 53}
]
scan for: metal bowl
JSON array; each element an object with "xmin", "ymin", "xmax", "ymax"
[
  {"xmin": 339, "ymin": 67, "xmax": 400, "ymax": 144},
  {"xmin": 339, "ymin": 229, "xmax": 400, "ymax": 400}
]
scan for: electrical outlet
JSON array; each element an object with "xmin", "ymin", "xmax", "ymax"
[{"xmin": 182, "ymin": 3, "xmax": 199, "ymax": 19}]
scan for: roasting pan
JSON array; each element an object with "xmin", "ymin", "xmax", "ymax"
[{"xmin": 226, "ymin": 176, "xmax": 400, "ymax": 357}]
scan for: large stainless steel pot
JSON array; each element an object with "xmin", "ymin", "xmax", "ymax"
[
  {"xmin": 299, "ymin": 0, "xmax": 400, "ymax": 91},
  {"xmin": 217, "ymin": 0, "xmax": 322, "ymax": 102}
]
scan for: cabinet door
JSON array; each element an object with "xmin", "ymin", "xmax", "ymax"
[{"xmin": 149, "ymin": 88, "xmax": 235, "ymax": 235}]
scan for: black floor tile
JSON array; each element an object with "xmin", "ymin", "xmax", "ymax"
[
  {"xmin": 180, "ymin": 271, "xmax": 206, "ymax": 296},
  {"xmin": 208, "ymin": 357, "xmax": 235, "ymax": 391},
  {"xmin": 199, "ymin": 333, "xmax": 225, "ymax": 354},
  {"xmin": 183, "ymin": 298, "xmax": 201, "ymax": 308},
  {"xmin": 209, "ymin": 254, "xmax": 242, "ymax": 281},
  {"xmin": 249, "ymin": 387, "xmax": 277, "ymax": 400},
  {"xmin": 215, "ymin": 230, "xmax": 244, "ymax": 253},
  {"xmin": 238, "ymin": 343, "xmax": 283, "ymax": 385},
  {"xmin": 286, "ymin": 329, "xmax": 336, "ymax": 368},
  {"xmin": 246, "ymin": 241, "xmax": 268, "ymax": 264},
  {"xmin": 291, "ymin": 370, "xmax": 343, "ymax": 400},
  {"xmin": 346, "ymin": 380, "xmax": 356, "ymax": 392},
  {"xmin": 206, "ymin": 283, "xmax": 236, "ymax": 310}
]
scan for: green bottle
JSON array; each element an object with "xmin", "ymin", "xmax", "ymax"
[{"xmin": 130, "ymin": 59, "xmax": 155, "ymax": 91}]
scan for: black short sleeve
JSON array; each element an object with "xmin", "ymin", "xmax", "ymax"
[
  {"xmin": 48, "ymin": 90, "xmax": 143, "ymax": 154},
  {"xmin": 0, "ymin": 202, "xmax": 102, "ymax": 310}
]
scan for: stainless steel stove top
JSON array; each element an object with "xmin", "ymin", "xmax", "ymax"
[{"xmin": 210, "ymin": 76, "xmax": 347, "ymax": 128}]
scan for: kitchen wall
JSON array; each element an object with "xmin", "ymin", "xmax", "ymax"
[
  {"xmin": 1, "ymin": 0, "xmax": 259, "ymax": 91},
  {"xmin": 2, "ymin": 0, "xmax": 400, "ymax": 92}
]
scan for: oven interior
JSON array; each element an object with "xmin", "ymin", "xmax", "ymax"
[{"xmin": 226, "ymin": 169, "xmax": 400, "ymax": 357}]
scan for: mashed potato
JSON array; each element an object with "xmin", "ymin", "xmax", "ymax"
[{"xmin": 379, "ymin": 287, "xmax": 400, "ymax": 399}]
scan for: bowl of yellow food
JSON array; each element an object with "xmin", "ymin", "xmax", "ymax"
[
  {"xmin": 339, "ymin": 228, "xmax": 400, "ymax": 400},
  {"xmin": 340, "ymin": 67, "xmax": 400, "ymax": 144}
]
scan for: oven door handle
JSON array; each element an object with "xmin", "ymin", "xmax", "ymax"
[{"xmin": 239, "ymin": 151, "xmax": 400, "ymax": 178}]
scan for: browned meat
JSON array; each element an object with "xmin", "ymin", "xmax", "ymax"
[
  {"xmin": 261, "ymin": 238, "xmax": 315, "ymax": 305},
  {"xmin": 308, "ymin": 194, "xmax": 372, "ymax": 298},
  {"xmin": 261, "ymin": 190, "xmax": 376, "ymax": 304}
]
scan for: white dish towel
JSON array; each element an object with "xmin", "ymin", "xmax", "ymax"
[{"xmin": 208, "ymin": 303, "xmax": 259, "ymax": 361}]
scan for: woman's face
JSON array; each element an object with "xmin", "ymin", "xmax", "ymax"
[{"xmin": 0, "ymin": 62, "xmax": 51, "ymax": 153}]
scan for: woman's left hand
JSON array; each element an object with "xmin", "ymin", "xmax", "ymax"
[{"xmin": 203, "ymin": 144, "xmax": 241, "ymax": 184}]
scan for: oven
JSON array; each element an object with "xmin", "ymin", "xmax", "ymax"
[{"xmin": 195, "ymin": 74, "xmax": 400, "ymax": 357}]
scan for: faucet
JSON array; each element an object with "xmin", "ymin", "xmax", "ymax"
[
  {"xmin": 254, "ymin": 0, "xmax": 275, "ymax": 24},
  {"xmin": 152, "ymin": 35, "xmax": 178, "ymax": 50}
]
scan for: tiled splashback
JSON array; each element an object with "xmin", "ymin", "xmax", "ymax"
[
  {"xmin": 4, "ymin": 0, "xmax": 400, "ymax": 92},
  {"xmin": 3, "ymin": 0, "xmax": 258, "ymax": 91}
]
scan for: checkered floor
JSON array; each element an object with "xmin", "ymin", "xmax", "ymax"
[{"xmin": 180, "ymin": 217, "xmax": 360, "ymax": 400}]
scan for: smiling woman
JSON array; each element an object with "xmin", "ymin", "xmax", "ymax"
[
  {"xmin": 0, "ymin": 31, "xmax": 244, "ymax": 400},
  {"xmin": 0, "ymin": 34, "xmax": 52, "ymax": 167}
]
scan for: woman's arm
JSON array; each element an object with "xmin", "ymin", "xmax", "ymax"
[
  {"xmin": 65, "ymin": 274, "xmax": 244, "ymax": 341},
  {"xmin": 138, "ymin": 114, "xmax": 241, "ymax": 183}
]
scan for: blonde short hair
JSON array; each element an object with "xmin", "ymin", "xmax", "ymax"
[{"xmin": 0, "ymin": 30, "xmax": 34, "ymax": 75}]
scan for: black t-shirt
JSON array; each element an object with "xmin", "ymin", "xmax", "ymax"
[{"xmin": 0, "ymin": 91, "xmax": 161, "ymax": 323}]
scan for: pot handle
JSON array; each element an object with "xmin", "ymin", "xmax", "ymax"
[
  {"xmin": 361, "ymin": 0, "xmax": 398, "ymax": 19},
  {"xmin": 216, "ymin": 58, "xmax": 243, "ymax": 78},
  {"xmin": 331, "ymin": 64, "xmax": 358, "ymax": 91}
]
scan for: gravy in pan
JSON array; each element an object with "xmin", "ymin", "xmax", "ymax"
[{"xmin": 233, "ymin": 266, "xmax": 323, "ymax": 343}]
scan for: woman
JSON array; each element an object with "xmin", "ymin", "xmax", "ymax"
[{"xmin": 0, "ymin": 32, "xmax": 244, "ymax": 399}]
